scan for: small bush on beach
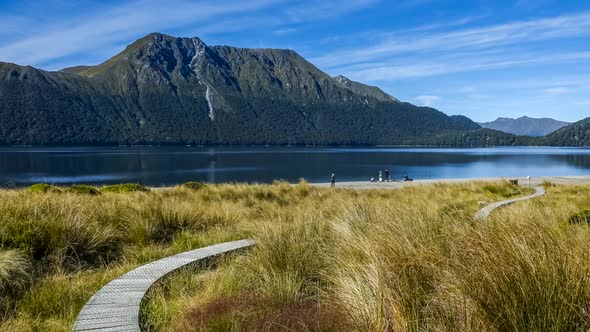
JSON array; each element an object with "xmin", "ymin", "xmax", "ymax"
[
  {"xmin": 66, "ymin": 184, "xmax": 100, "ymax": 195},
  {"xmin": 483, "ymin": 182, "xmax": 528, "ymax": 198},
  {"xmin": 28, "ymin": 183, "xmax": 61, "ymax": 194},
  {"xmin": 181, "ymin": 182, "xmax": 207, "ymax": 191},
  {"xmin": 101, "ymin": 183, "xmax": 150, "ymax": 193}
]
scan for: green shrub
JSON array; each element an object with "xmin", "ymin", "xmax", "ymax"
[
  {"xmin": 28, "ymin": 183, "xmax": 61, "ymax": 194},
  {"xmin": 567, "ymin": 209, "xmax": 590, "ymax": 224},
  {"xmin": 182, "ymin": 182, "xmax": 207, "ymax": 191},
  {"xmin": 101, "ymin": 183, "xmax": 150, "ymax": 193},
  {"xmin": 66, "ymin": 185, "xmax": 100, "ymax": 195},
  {"xmin": 483, "ymin": 182, "xmax": 524, "ymax": 198},
  {"xmin": 483, "ymin": 185, "xmax": 500, "ymax": 195}
]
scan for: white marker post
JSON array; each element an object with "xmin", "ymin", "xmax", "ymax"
[{"xmin": 527, "ymin": 176, "xmax": 531, "ymax": 188}]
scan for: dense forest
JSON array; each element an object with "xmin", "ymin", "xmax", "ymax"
[
  {"xmin": 404, "ymin": 129, "xmax": 536, "ymax": 147},
  {"xmin": 540, "ymin": 118, "xmax": 590, "ymax": 146}
]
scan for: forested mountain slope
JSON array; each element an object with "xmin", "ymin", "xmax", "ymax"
[{"xmin": 0, "ymin": 33, "xmax": 480, "ymax": 145}]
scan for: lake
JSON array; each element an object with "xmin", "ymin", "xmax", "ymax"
[{"xmin": 1, "ymin": 146, "xmax": 590, "ymax": 187}]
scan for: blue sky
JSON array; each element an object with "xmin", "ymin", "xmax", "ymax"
[{"xmin": 1, "ymin": 0, "xmax": 590, "ymax": 123}]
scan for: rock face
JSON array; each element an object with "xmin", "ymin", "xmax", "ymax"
[
  {"xmin": 0, "ymin": 33, "xmax": 481, "ymax": 145},
  {"xmin": 479, "ymin": 116, "xmax": 570, "ymax": 137}
]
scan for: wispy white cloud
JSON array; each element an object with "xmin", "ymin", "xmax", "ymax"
[
  {"xmin": 272, "ymin": 27, "xmax": 300, "ymax": 36},
  {"xmin": 542, "ymin": 87, "xmax": 570, "ymax": 95},
  {"xmin": 514, "ymin": 0, "xmax": 554, "ymax": 10},
  {"xmin": 284, "ymin": 0, "xmax": 381, "ymax": 22},
  {"xmin": 338, "ymin": 50, "xmax": 590, "ymax": 81},
  {"xmin": 414, "ymin": 95, "xmax": 440, "ymax": 106},
  {"xmin": 0, "ymin": 15, "xmax": 38, "ymax": 38},
  {"xmin": 458, "ymin": 86, "xmax": 477, "ymax": 93},
  {"xmin": 313, "ymin": 11, "xmax": 590, "ymax": 80}
]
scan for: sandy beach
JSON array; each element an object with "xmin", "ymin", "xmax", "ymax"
[{"xmin": 311, "ymin": 175, "xmax": 590, "ymax": 189}]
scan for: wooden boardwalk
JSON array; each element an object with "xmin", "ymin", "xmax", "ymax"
[
  {"xmin": 474, "ymin": 186, "xmax": 546, "ymax": 220},
  {"xmin": 73, "ymin": 239, "xmax": 255, "ymax": 332}
]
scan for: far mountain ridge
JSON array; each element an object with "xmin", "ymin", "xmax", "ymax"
[
  {"xmin": 541, "ymin": 117, "xmax": 590, "ymax": 146},
  {"xmin": 422, "ymin": 117, "xmax": 590, "ymax": 147},
  {"xmin": 479, "ymin": 116, "xmax": 570, "ymax": 136}
]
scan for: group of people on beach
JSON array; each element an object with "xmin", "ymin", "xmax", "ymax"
[
  {"xmin": 330, "ymin": 169, "xmax": 413, "ymax": 187},
  {"xmin": 372, "ymin": 169, "xmax": 392, "ymax": 182},
  {"xmin": 370, "ymin": 169, "xmax": 411, "ymax": 182}
]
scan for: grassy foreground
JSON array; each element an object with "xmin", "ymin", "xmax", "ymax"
[{"xmin": 0, "ymin": 181, "xmax": 588, "ymax": 331}]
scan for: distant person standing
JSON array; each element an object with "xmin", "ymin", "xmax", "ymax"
[
  {"xmin": 331, "ymin": 173, "xmax": 336, "ymax": 187},
  {"xmin": 385, "ymin": 169, "xmax": 391, "ymax": 182},
  {"xmin": 379, "ymin": 170, "xmax": 383, "ymax": 182}
]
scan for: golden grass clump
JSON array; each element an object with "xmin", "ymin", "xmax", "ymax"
[
  {"xmin": 0, "ymin": 250, "xmax": 32, "ymax": 317},
  {"xmin": 450, "ymin": 218, "xmax": 590, "ymax": 331}
]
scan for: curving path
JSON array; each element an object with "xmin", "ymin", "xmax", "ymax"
[
  {"xmin": 73, "ymin": 239, "xmax": 255, "ymax": 332},
  {"xmin": 474, "ymin": 186, "xmax": 546, "ymax": 220}
]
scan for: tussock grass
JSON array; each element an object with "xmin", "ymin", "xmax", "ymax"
[
  {"xmin": 0, "ymin": 180, "xmax": 588, "ymax": 331},
  {"xmin": 65, "ymin": 184, "xmax": 100, "ymax": 195},
  {"xmin": 483, "ymin": 181, "xmax": 531, "ymax": 198},
  {"xmin": 142, "ymin": 182, "xmax": 590, "ymax": 332},
  {"xmin": 567, "ymin": 208, "xmax": 590, "ymax": 224},
  {"xmin": 181, "ymin": 182, "xmax": 207, "ymax": 191},
  {"xmin": 101, "ymin": 183, "xmax": 150, "ymax": 193},
  {"xmin": 0, "ymin": 250, "xmax": 32, "ymax": 319}
]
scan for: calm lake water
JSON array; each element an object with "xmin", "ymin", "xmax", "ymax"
[{"xmin": 1, "ymin": 146, "xmax": 590, "ymax": 187}]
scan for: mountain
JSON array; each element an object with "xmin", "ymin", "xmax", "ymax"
[
  {"xmin": 415, "ymin": 128, "xmax": 536, "ymax": 147},
  {"xmin": 541, "ymin": 117, "xmax": 590, "ymax": 146},
  {"xmin": 423, "ymin": 117, "xmax": 590, "ymax": 147},
  {"xmin": 479, "ymin": 116, "xmax": 570, "ymax": 136},
  {"xmin": 0, "ymin": 33, "xmax": 481, "ymax": 145}
]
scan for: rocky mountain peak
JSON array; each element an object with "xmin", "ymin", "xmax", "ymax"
[{"xmin": 334, "ymin": 75, "xmax": 351, "ymax": 83}]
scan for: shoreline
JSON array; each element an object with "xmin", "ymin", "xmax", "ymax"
[
  {"xmin": 5, "ymin": 175, "xmax": 590, "ymax": 191},
  {"xmin": 309, "ymin": 175, "xmax": 590, "ymax": 189}
]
